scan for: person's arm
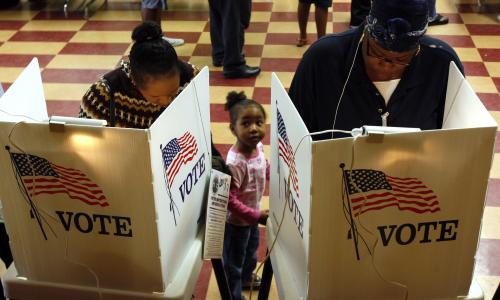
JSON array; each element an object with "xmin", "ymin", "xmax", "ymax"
[
  {"xmin": 227, "ymin": 162, "xmax": 261, "ymax": 225},
  {"xmin": 228, "ymin": 188, "xmax": 261, "ymax": 224},
  {"xmin": 79, "ymin": 80, "xmax": 111, "ymax": 122}
]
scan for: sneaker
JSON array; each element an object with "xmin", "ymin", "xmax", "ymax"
[
  {"xmin": 242, "ymin": 273, "xmax": 261, "ymax": 290},
  {"xmin": 162, "ymin": 36, "xmax": 185, "ymax": 47}
]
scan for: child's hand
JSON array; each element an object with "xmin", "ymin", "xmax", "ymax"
[{"xmin": 258, "ymin": 209, "xmax": 269, "ymax": 226}]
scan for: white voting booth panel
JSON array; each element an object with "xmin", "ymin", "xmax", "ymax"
[
  {"xmin": 268, "ymin": 62, "xmax": 497, "ymax": 300},
  {"xmin": 0, "ymin": 59, "xmax": 212, "ymax": 298},
  {"xmin": 0, "ymin": 58, "xmax": 47, "ymax": 122}
]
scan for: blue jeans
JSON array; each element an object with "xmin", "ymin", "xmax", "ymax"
[
  {"xmin": 223, "ymin": 223, "xmax": 259, "ymax": 300},
  {"xmin": 428, "ymin": 0, "xmax": 437, "ymax": 18}
]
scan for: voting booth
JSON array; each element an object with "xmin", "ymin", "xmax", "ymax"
[
  {"xmin": 0, "ymin": 59, "xmax": 212, "ymax": 299},
  {"xmin": 267, "ymin": 62, "xmax": 497, "ymax": 300}
]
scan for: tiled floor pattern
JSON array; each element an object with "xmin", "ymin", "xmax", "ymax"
[{"xmin": 0, "ymin": 0, "xmax": 499, "ymax": 299}]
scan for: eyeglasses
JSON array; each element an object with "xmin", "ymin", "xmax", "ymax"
[{"xmin": 366, "ymin": 40, "xmax": 420, "ymax": 67}]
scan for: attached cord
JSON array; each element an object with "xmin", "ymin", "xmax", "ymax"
[
  {"xmin": 250, "ymin": 128, "xmax": 408, "ymax": 300},
  {"xmin": 191, "ymin": 80, "xmax": 211, "ymax": 158},
  {"xmin": 0, "ymin": 108, "xmax": 39, "ymax": 122},
  {"xmin": 331, "ymin": 28, "xmax": 366, "ymax": 138},
  {"xmin": 64, "ymin": 236, "xmax": 103, "ymax": 300},
  {"xmin": 346, "ymin": 136, "xmax": 409, "ymax": 300},
  {"xmin": 7, "ymin": 122, "xmax": 57, "ymax": 235},
  {"xmin": 5, "ymin": 115, "xmax": 103, "ymax": 300},
  {"xmin": 248, "ymin": 129, "xmax": 350, "ymax": 300}
]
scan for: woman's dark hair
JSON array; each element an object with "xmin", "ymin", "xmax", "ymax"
[
  {"xmin": 224, "ymin": 91, "xmax": 266, "ymax": 124},
  {"xmin": 130, "ymin": 21, "xmax": 179, "ymax": 89}
]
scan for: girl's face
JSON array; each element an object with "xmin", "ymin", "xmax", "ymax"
[
  {"xmin": 137, "ymin": 73, "xmax": 181, "ymax": 107},
  {"xmin": 230, "ymin": 105, "xmax": 266, "ymax": 153}
]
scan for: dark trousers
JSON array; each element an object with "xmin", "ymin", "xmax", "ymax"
[
  {"xmin": 0, "ymin": 223, "xmax": 13, "ymax": 300},
  {"xmin": 208, "ymin": 0, "xmax": 251, "ymax": 69},
  {"xmin": 223, "ymin": 223, "xmax": 259, "ymax": 300},
  {"xmin": 350, "ymin": 0, "xmax": 370, "ymax": 26}
]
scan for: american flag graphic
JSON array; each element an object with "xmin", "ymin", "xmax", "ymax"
[
  {"xmin": 344, "ymin": 169, "xmax": 440, "ymax": 216},
  {"xmin": 277, "ymin": 109, "xmax": 299, "ymax": 196},
  {"xmin": 161, "ymin": 132, "xmax": 198, "ymax": 187},
  {"xmin": 11, "ymin": 153, "xmax": 108, "ymax": 207}
]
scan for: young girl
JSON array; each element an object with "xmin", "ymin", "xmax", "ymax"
[{"xmin": 223, "ymin": 91, "xmax": 269, "ymax": 300}]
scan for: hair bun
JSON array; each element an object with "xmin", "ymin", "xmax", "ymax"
[
  {"xmin": 132, "ymin": 21, "xmax": 163, "ymax": 43},
  {"xmin": 225, "ymin": 91, "xmax": 247, "ymax": 111}
]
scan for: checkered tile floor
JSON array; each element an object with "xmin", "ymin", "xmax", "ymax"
[{"xmin": 0, "ymin": 0, "xmax": 499, "ymax": 299}]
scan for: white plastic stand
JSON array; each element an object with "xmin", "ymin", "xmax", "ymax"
[
  {"xmin": 266, "ymin": 221, "xmax": 484, "ymax": 300},
  {"xmin": 1, "ymin": 230, "xmax": 204, "ymax": 300}
]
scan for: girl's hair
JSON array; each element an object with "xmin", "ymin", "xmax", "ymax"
[
  {"xmin": 224, "ymin": 91, "xmax": 266, "ymax": 124},
  {"xmin": 130, "ymin": 21, "xmax": 179, "ymax": 89}
]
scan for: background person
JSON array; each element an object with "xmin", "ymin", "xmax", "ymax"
[
  {"xmin": 80, "ymin": 21, "xmax": 195, "ymax": 128},
  {"xmin": 79, "ymin": 21, "xmax": 228, "ymax": 170},
  {"xmin": 208, "ymin": 0, "xmax": 261, "ymax": 79},
  {"xmin": 141, "ymin": 0, "xmax": 184, "ymax": 46},
  {"xmin": 296, "ymin": 0, "xmax": 331, "ymax": 47}
]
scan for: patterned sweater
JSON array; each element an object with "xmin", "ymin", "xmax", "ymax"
[{"xmin": 79, "ymin": 60, "xmax": 199, "ymax": 129}]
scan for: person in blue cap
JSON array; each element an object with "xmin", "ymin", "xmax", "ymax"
[
  {"xmin": 349, "ymin": 0, "xmax": 449, "ymax": 27},
  {"xmin": 289, "ymin": 0, "xmax": 463, "ymax": 140}
]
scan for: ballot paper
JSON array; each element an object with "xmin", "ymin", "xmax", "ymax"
[{"xmin": 203, "ymin": 169, "xmax": 230, "ymax": 259}]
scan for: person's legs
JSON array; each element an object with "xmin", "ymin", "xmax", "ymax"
[
  {"xmin": 314, "ymin": 6, "xmax": 328, "ymax": 39},
  {"xmin": 349, "ymin": 0, "xmax": 370, "ymax": 27},
  {"xmin": 141, "ymin": 7, "xmax": 162, "ymax": 25},
  {"xmin": 241, "ymin": 225, "xmax": 259, "ymax": 286},
  {"xmin": 428, "ymin": 0, "xmax": 437, "ymax": 18},
  {"xmin": 208, "ymin": 0, "xmax": 224, "ymax": 66},
  {"xmin": 221, "ymin": 0, "xmax": 245, "ymax": 69},
  {"xmin": 141, "ymin": 0, "xmax": 184, "ymax": 46},
  {"xmin": 297, "ymin": 2, "xmax": 311, "ymax": 46},
  {"xmin": 221, "ymin": 0, "xmax": 260, "ymax": 79},
  {"xmin": 223, "ymin": 224, "xmax": 251, "ymax": 300},
  {"xmin": 239, "ymin": 0, "xmax": 252, "ymax": 56},
  {"xmin": 427, "ymin": 0, "xmax": 449, "ymax": 26}
]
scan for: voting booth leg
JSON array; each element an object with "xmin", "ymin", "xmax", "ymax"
[
  {"xmin": 257, "ymin": 254, "xmax": 273, "ymax": 300},
  {"xmin": 211, "ymin": 259, "xmax": 232, "ymax": 300}
]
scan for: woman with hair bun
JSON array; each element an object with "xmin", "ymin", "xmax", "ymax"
[
  {"xmin": 80, "ymin": 21, "xmax": 196, "ymax": 129},
  {"xmin": 80, "ymin": 21, "xmax": 230, "ymax": 173}
]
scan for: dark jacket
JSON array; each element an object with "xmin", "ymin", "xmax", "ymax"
[{"xmin": 289, "ymin": 26, "xmax": 464, "ymax": 140}]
